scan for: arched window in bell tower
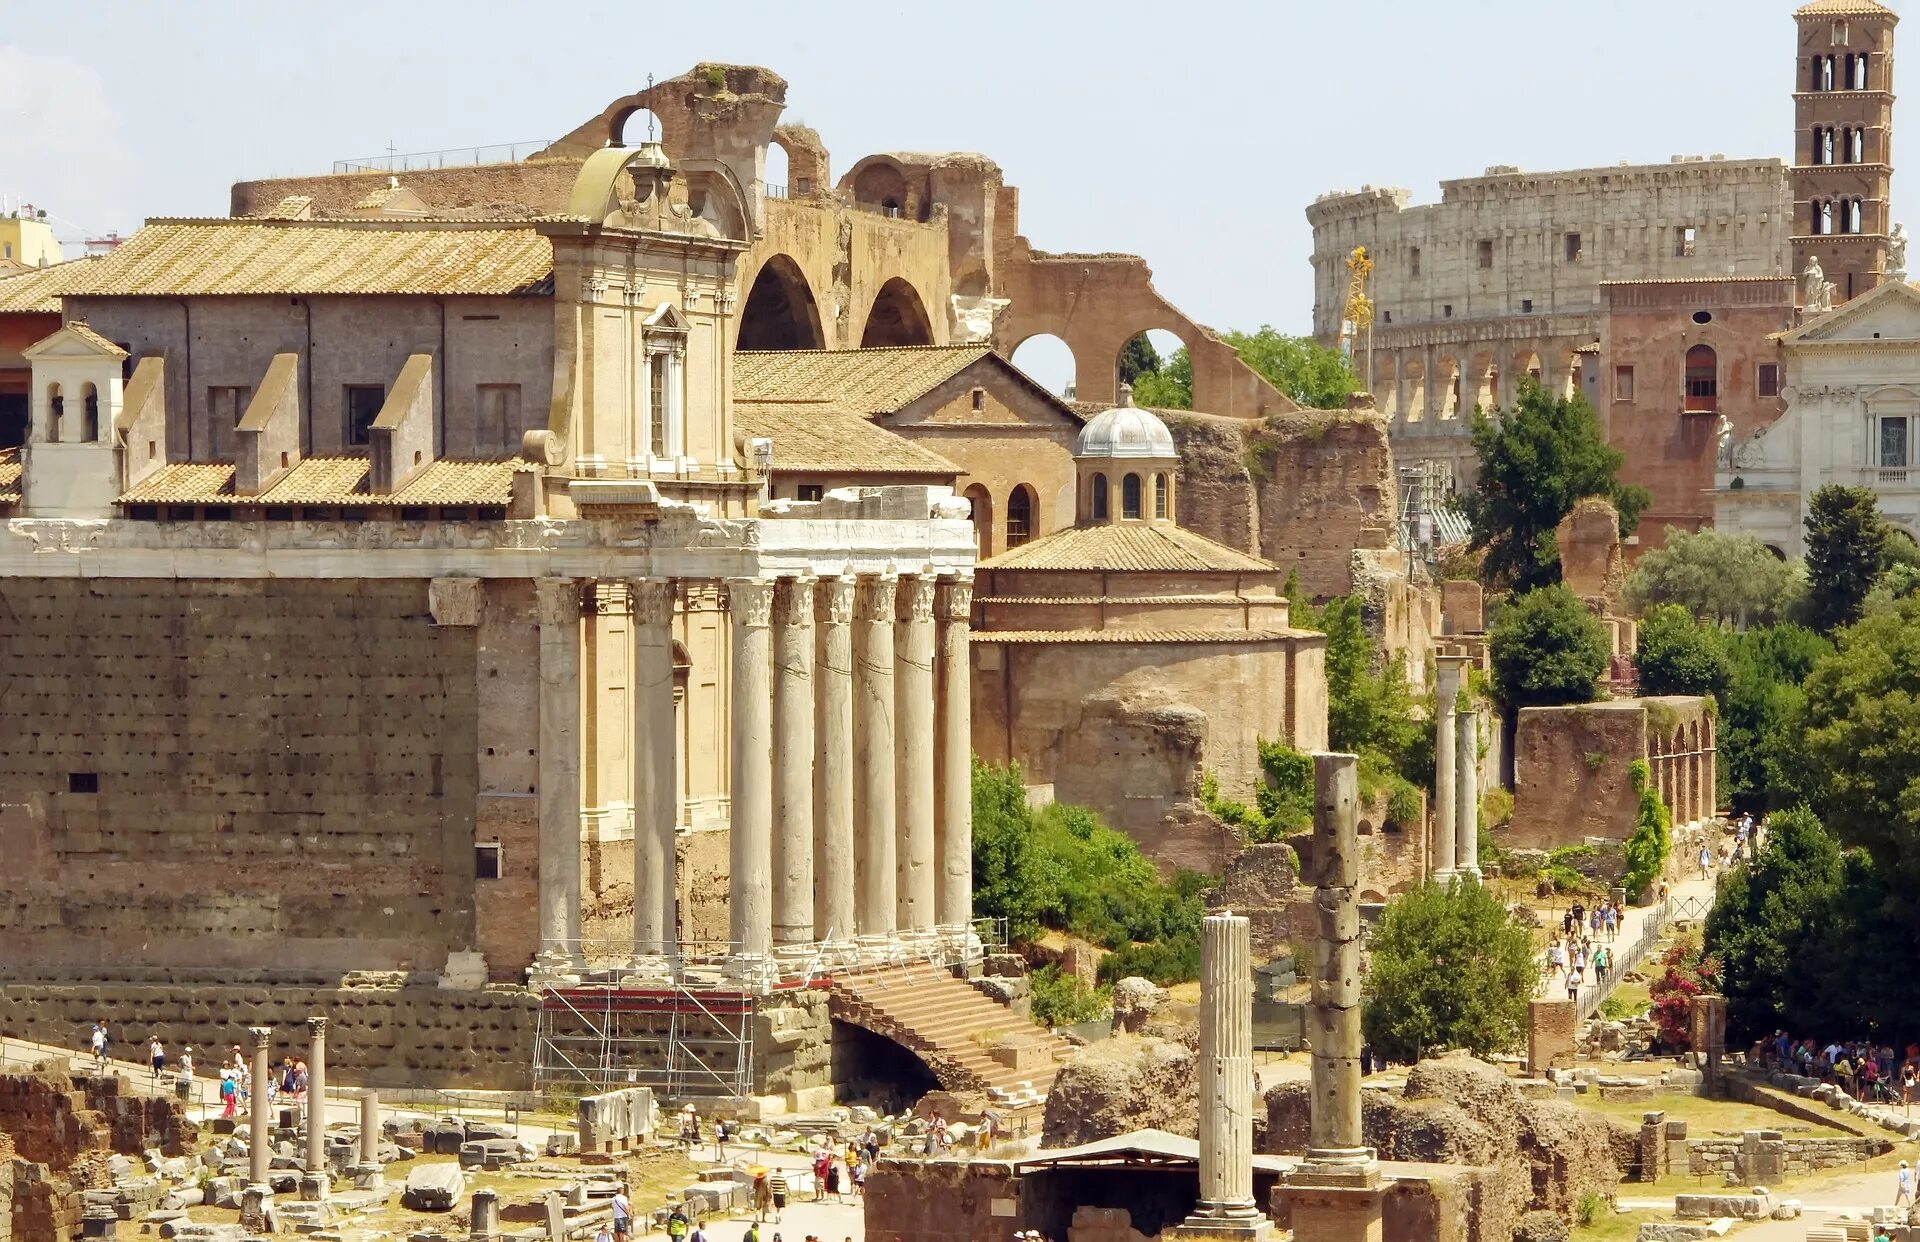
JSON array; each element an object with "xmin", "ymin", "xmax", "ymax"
[
  {"xmin": 1121, "ymin": 473, "xmax": 1142, "ymax": 520},
  {"xmin": 1091, "ymin": 472, "xmax": 1109, "ymax": 521},
  {"xmin": 1154, "ymin": 473, "xmax": 1169, "ymax": 519}
]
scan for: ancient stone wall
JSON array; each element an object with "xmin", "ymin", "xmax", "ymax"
[
  {"xmin": 863, "ymin": 1157, "xmax": 1019, "ymax": 1242},
  {"xmin": 0, "ymin": 578, "xmax": 487, "ymax": 977},
  {"xmin": 0, "ymin": 985, "xmax": 539, "ymax": 1089},
  {"xmin": 1686, "ymin": 1135, "xmax": 1885, "ymax": 1178},
  {"xmin": 1508, "ymin": 703, "xmax": 1648, "ymax": 848},
  {"xmin": 0, "ymin": 1071, "xmax": 192, "ymax": 1166},
  {"xmin": 231, "ymin": 161, "xmax": 585, "ymax": 221}
]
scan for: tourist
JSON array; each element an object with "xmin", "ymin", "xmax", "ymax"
[
  {"xmin": 767, "ymin": 1167, "xmax": 788, "ymax": 1222},
  {"xmin": 611, "ymin": 1184, "xmax": 631, "ymax": 1242},
  {"xmin": 595, "ymin": 1222, "xmax": 614, "ymax": 1242},
  {"xmin": 665, "ymin": 1204, "xmax": 689, "ymax": 1241},
  {"xmin": 1547, "ymin": 939, "xmax": 1566, "ymax": 980},
  {"xmin": 1565, "ymin": 972, "xmax": 1579, "ymax": 1004},
  {"xmin": 680, "ymin": 1105, "xmax": 700, "ymax": 1152},
  {"xmin": 1698, "ymin": 844, "xmax": 1712, "ymax": 877},
  {"xmin": 752, "ymin": 1171, "xmax": 772, "ymax": 1222},
  {"xmin": 89, "ymin": 1021, "xmax": 108, "ymax": 1069},
  {"xmin": 1603, "ymin": 905, "xmax": 1618, "ymax": 941},
  {"xmin": 149, "ymin": 1037, "xmax": 166, "ymax": 1081},
  {"xmin": 742, "ymin": 1223, "xmax": 758, "ymax": 1242},
  {"xmin": 219, "ymin": 1070, "xmax": 238, "ymax": 1118},
  {"xmin": 824, "ymin": 1149, "xmax": 842, "ymax": 1203},
  {"xmin": 1897, "ymin": 1160, "xmax": 1913, "ymax": 1208},
  {"xmin": 688, "ymin": 1223, "xmax": 708, "ymax": 1242},
  {"xmin": 851, "ymin": 1156, "xmax": 867, "ymax": 1198},
  {"xmin": 714, "ymin": 1117, "xmax": 731, "ymax": 1162}
]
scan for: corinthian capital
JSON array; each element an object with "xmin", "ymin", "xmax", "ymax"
[{"xmin": 727, "ymin": 577, "xmax": 775, "ymax": 628}]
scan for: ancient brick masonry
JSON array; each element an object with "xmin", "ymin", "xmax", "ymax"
[{"xmin": 0, "ymin": 1067, "xmax": 194, "ymax": 1242}]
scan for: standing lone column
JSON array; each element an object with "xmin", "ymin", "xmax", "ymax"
[
  {"xmin": 727, "ymin": 577, "xmax": 776, "ymax": 976},
  {"xmin": 353, "ymin": 1091, "xmax": 383, "ymax": 1190},
  {"xmin": 895, "ymin": 574, "xmax": 938, "ymax": 935},
  {"xmin": 934, "ymin": 575, "xmax": 974, "ymax": 939},
  {"xmin": 1455, "ymin": 701, "xmax": 1480, "ymax": 878},
  {"xmin": 854, "ymin": 574, "xmax": 898, "ymax": 941},
  {"xmin": 1431, "ymin": 657, "xmax": 1464, "ymax": 880},
  {"xmin": 814, "ymin": 577, "xmax": 857, "ymax": 945},
  {"xmin": 630, "ymin": 579, "xmax": 678, "ymax": 972},
  {"xmin": 301, "ymin": 1016, "xmax": 329, "ymax": 1200},
  {"xmin": 1175, "ymin": 912, "xmax": 1263, "ymax": 1234},
  {"xmin": 247, "ymin": 1026, "xmax": 273, "ymax": 1188},
  {"xmin": 534, "ymin": 578, "xmax": 584, "ymax": 974},
  {"xmin": 772, "ymin": 576, "xmax": 816, "ymax": 947}
]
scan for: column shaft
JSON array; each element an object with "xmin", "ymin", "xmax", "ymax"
[
  {"xmin": 773, "ymin": 577, "xmax": 816, "ymax": 945},
  {"xmin": 248, "ymin": 1028, "xmax": 272, "ymax": 1186},
  {"xmin": 935, "ymin": 576, "xmax": 974, "ymax": 931},
  {"xmin": 1431, "ymin": 659, "xmax": 1462, "ymax": 878},
  {"xmin": 1196, "ymin": 912, "xmax": 1257, "ymax": 1213},
  {"xmin": 896, "ymin": 576, "xmax": 937, "ymax": 932},
  {"xmin": 1455, "ymin": 705, "xmax": 1480, "ymax": 877},
  {"xmin": 358, "ymin": 1091, "xmax": 380, "ymax": 1166},
  {"xmin": 854, "ymin": 575, "xmax": 898, "ymax": 938},
  {"xmin": 630, "ymin": 580, "xmax": 678, "ymax": 962},
  {"xmin": 727, "ymin": 578, "xmax": 775, "ymax": 965},
  {"xmin": 1308, "ymin": 752, "xmax": 1366, "ymax": 1161},
  {"xmin": 304, "ymin": 1017, "xmax": 328, "ymax": 1182},
  {"xmin": 814, "ymin": 578, "xmax": 857, "ymax": 942},
  {"xmin": 535, "ymin": 578, "xmax": 584, "ymax": 959}
]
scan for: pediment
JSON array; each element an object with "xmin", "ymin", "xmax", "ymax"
[
  {"xmin": 1790, "ymin": 280, "xmax": 1920, "ymax": 344},
  {"xmin": 645, "ymin": 302, "xmax": 690, "ymax": 332},
  {"xmin": 884, "ymin": 356, "xmax": 1085, "ymax": 429},
  {"xmin": 22, "ymin": 322, "xmax": 128, "ymax": 360}
]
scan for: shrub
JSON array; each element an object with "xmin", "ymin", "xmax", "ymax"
[
  {"xmin": 1621, "ymin": 759, "xmax": 1671, "ymax": 900},
  {"xmin": 1028, "ymin": 966, "xmax": 1109, "ymax": 1028},
  {"xmin": 1489, "ymin": 584, "xmax": 1611, "ymax": 708},
  {"xmin": 1362, "ymin": 879, "xmax": 1537, "ymax": 1061},
  {"xmin": 1481, "ymin": 787, "xmax": 1515, "ymax": 829},
  {"xmin": 1097, "ymin": 935, "xmax": 1202, "ymax": 986},
  {"xmin": 1386, "ymin": 780, "xmax": 1423, "ymax": 831}
]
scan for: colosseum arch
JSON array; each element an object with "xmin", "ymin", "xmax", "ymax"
[
  {"xmin": 1438, "ymin": 357, "xmax": 1462, "ymax": 419},
  {"xmin": 1402, "ymin": 356, "xmax": 1426, "ymax": 422},
  {"xmin": 1469, "ymin": 351, "xmax": 1497, "ymax": 414},
  {"xmin": 1376, "ymin": 354, "xmax": 1399, "ymax": 419},
  {"xmin": 860, "ymin": 277, "xmax": 935, "ymax": 348},
  {"xmin": 738, "ymin": 255, "xmax": 827, "ymax": 351}
]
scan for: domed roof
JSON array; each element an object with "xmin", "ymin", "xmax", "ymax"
[{"xmin": 1074, "ymin": 388, "xmax": 1179, "ymax": 461}]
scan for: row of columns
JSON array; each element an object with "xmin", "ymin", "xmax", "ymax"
[
  {"xmin": 244, "ymin": 1017, "xmax": 350, "ymax": 1218},
  {"xmin": 1430, "ymin": 656, "xmax": 1480, "ymax": 882},
  {"xmin": 533, "ymin": 571, "xmax": 973, "ymax": 980},
  {"xmin": 1649, "ymin": 717, "xmax": 1718, "ymax": 827}
]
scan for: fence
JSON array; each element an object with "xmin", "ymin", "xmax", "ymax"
[
  {"xmin": 332, "ymin": 140, "xmax": 555, "ymax": 175},
  {"xmin": 1578, "ymin": 898, "xmax": 1674, "ymax": 1022}
]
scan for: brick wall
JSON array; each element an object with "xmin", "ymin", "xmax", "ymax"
[
  {"xmin": 1528, "ymin": 999, "xmax": 1577, "ymax": 1073},
  {"xmin": 0, "ymin": 579, "xmax": 483, "ymax": 976},
  {"xmin": 1687, "ymin": 1136, "xmax": 1885, "ymax": 1178}
]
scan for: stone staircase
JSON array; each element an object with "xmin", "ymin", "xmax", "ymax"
[{"xmin": 826, "ymin": 966, "xmax": 1075, "ymax": 1103}]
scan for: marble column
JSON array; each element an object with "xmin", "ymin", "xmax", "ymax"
[
  {"xmin": 630, "ymin": 579, "xmax": 678, "ymax": 971},
  {"xmin": 1431, "ymin": 658, "xmax": 1464, "ymax": 880},
  {"xmin": 895, "ymin": 574, "xmax": 938, "ymax": 934},
  {"xmin": 1273, "ymin": 753, "xmax": 1379, "ymax": 1242},
  {"xmin": 301, "ymin": 1016, "xmax": 329, "ymax": 1199},
  {"xmin": 247, "ymin": 1026, "xmax": 272, "ymax": 1188},
  {"xmin": 1454, "ymin": 702, "xmax": 1480, "ymax": 878},
  {"xmin": 814, "ymin": 577, "xmax": 857, "ymax": 944},
  {"xmin": 353, "ymin": 1091, "xmax": 383, "ymax": 1190},
  {"xmin": 534, "ymin": 578, "xmax": 583, "ymax": 973},
  {"xmin": 1177, "ymin": 912, "xmax": 1262, "ymax": 1233},
  {"xmin": 727, "ymin": 577, "xmax": 775, "ymax": 974},
  {"xmin": 934, "ymin": 575, "xmax": 974, "ymax": 936},
  {"xmin": 854, "ymin": 574, "xmax": 898, "ymax": 940},
  {"xmin": 773, "ymin": 576, "xmax": 816, "ymax": 947}
]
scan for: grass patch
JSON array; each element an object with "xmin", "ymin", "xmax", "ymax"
[
  {"xmin": 1573, "ymin": 1090, "xmax": 1851, "ymax": 1138},
  {"xmin": 1572, "ymin": 1207, "xmax": 1647, "ymax": 1242}
]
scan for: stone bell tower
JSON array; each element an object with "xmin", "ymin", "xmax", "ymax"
[{"xmin": 1792, "ymin": 0, "xmax": 1898, "ymax": 304}]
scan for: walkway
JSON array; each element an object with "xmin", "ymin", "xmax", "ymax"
[
  {"xmin": 1531, "ymin": 875, "xmax": 1717, "ymax": 1016},
  {"xmin": 1619, "ymin": 1165, "xmax": 1902, "ymax": 1242}
]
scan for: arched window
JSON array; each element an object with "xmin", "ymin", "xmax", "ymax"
[
  {"xmin": 80, "ymin": 383, "xmax": 99, "ymax": 442},
  {"xmin": 1853, "ymin": 53, "xmax": 1870, "ymax": 90},
  {"xmin": 1843, "ymin": 199, "xmax": 1863, "ymax": 234},
  {"xmin": 1091, "ymin": 472, "xmax": 1109, "ymax": 521},
  {"xmin": 1820, "ymin": 55, "xmax": 1836, "ymax": 91},
  {"xmin": 1817, "ymin": 200, "xmax": 1834, "ymax": 235},
  {"xmin": 1121, "ymin": 473, "xmax": 1142, "ymax": 519},
  {"xmin": 1006, "ymin": 484, "xmax": 1034, "ymax": 548},
  {"xmin": 45, "ymin": 382, "xmax": 62, "ymax": 443},
  {"xmin": 1850, "ymin": 128, "xmax": 1866, "ymax": 163},
  {"xmin": 963, "ymin": 483, "xmax": 994, "ymax": 559},
  {"xmin": 1154, "ymin": 473, "xmax": 1169, "ymax": 519},
  {"xmin": 1816, "ymin": 127, "xmax": 1833, "ymax": 164},
  {"xmin": 1684, "ymin": 344, "xmax": 1718, "ymax": 413}
]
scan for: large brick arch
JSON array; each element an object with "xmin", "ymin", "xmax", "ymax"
[
  {"xmin": 738, "ymin": 253, "xmax": 827, "ymax": 351},
  {"xmin": 859, "ymin": 277, "xmax": 935, "ymax": 347}
]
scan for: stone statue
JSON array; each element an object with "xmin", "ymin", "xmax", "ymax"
[
  {"xmin": 1715, "ymin": 414, "xmax": 1735, "ymax": 470},
  {"xmin": 1890, "ymin": 222, "xmax": 1909, "ymax": 281},
  {"xmin": 1803, "ymin": 256, "xmax": 1835, "ymax": 313}
]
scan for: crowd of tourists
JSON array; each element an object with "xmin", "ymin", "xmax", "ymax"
[
  {"xmin": 1541, "ymin": 895, "xmax": 1626, "ymax": 1001},
  {"xmin": 87, "ymin": 1023, "xmax": 315, "ymax": 1119},
  {"xmin": 1760, "ymin": 1032, "xmax": 1920, "ymax": 1104}
]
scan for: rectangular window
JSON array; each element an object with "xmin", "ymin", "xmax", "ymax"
[
  {"xmin": 476, "ymin": 383, "xmax": 522, "ymax": 452},
  {"xmin": 797, "ymin": 484, "xmax": 824, "ymax": 502},
  {"xmin": 1757, "ymin": 364, "xmax": 1781, "ymax": 398},
  {"xmin": 345, "ymin": 385, "xmax": 385, "ymax": 447},
  {"xmin": 68, "ymin": 772, "xmax": 99, "ymax": 794},
  {"xmin": 1382, "ymin": 310, "xmax": 1391, "ymax": 324},
  {"xmin": 1881, "ymin": 416, "xmax": 1909, "ymax": 469},
  {"xmin": 1675, "ymin": 226, "xmax": 1697, "ymax": 258},
  {"xmin": 1520, "ymin": 299, "xmax": 1534, "ymax": 314},
  {"xmin": 1614, "ymin": 365, "xmax": 1635, "ymax": 402},
  {"xmin": 1565, "ymin": 232, "xmax": 1582, "ymax": 262},
  {"xmin": 970, "ymin": 388, "xmax": 985, "ymax": 412},
  {"xmin": 1476, "ymin": 239, "xmax": 1493, "ymax": 269},
  {"xmin": 208, "ymin": 386, "xmax": 251, "ymax": 459},
  {"xmin": 648, "ymin": 355, "xmax": 670, "ymax": 457},
  {"xmin": 1443, "ymin": 304, "xmax": 1453, "ymax": 318},
  {"xmin": 1410, "ymin": 247, "xmax": 1421, "ymax": 277},
  {"xmin": 474, "ymin": 843, "xmax": 502, "ymax": 881}
]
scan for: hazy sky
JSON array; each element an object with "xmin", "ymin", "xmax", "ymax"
[{"xmin": 0, "ymin": 0, "xmax": 1893, "ymax": 346}]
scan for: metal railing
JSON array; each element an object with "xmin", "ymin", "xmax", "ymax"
[
  {"xmin": 1578, "ymin": 899, "xmax": 1673, "ymax": 1021},
  {"xmin": 332, "ymin": 140, "xmax": 555, "ymax": 175}
]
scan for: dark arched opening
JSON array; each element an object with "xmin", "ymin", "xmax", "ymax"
[
  {"xmin": 859, "ymin": 278, "xmax": 934, "ymax": 348},
  {"xmin": 738, "ymin": 256, "xmax": 826, "ymax": 351},
  {"xmin": 81, "ymin": 383, "xmax": 99, "ymax": 441},
  {"xmin": 1091, "ymin": 473, "xmax": 1109, "ymax": 522},
  {"xmin": 1006, "ymin": 484, "xmax": 1035, "ymax": 548},
  {"xmin": 829, "ymin": 1019, "xmax": 940, "ymax": 1113},
  {"xmin": 964, "ymin": 483, "xmax": 994, "ymax": 559},
  {"xmin": 851, "ymin": 162, "xmax": 911, "ymax": 218},
  {"xmin": 1121, "ymin": 473, "xmax": 1142, "ymax": 519},
  {"xmin": 1684, "ymin": 344, "xmax": 1718, "ymax": 413},
  {"xmin": 1154, "ymin": 473, "xmax": 1169, "ymax": 519}
]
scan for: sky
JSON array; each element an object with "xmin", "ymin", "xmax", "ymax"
[{"xmin": 0, "ymin": 0, "xmax": 1893, "ymax": 351}]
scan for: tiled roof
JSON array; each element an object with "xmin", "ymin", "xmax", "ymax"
[
  {"xmin": 259, "ymin": 196, "xmax": 315, "ymax": 220},
  {"xmin": 734, "ymin": 400, "xmax": 961, "ymax": 475},
  {"xmin": 0, "ymin": 256, "xmax": 108, "ymax": 314},
  {"xmin": 56, "ymin": 221, "xmax": 552, "ymax": 298},
  {"xmin": 735, "ymin": 346, "xmax": 992, "ymax": 413},
  {"xmin": 118, "ymin": 457, "xmax": 520, "ymax": 507},
  {"xmin": 974, "ymin": 628, "xmax": 1301, "ymax": 645},
  {"xmin": 62, "ymin": 322, "xmax": 129, "ymax": 356},
  {"xmin": 979, "ymin": 522, "xmax": 1276, "ymax": 573},
  {"xmin": 0, "ymin": 448, "xmax": 19, "ymax": 508},
  {"xmin": 1795, "ymin": 0, "xmax": 1893, "ymax": 16}
]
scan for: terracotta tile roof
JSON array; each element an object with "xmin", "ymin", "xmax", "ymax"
[
  {"xmin": 735, "ymin": 346, "xmax": 995, "ymax": 414},
  {"xmin": 1795, "ymin": 0, "xmax": 1893, "ymax": 16},
  {"xmin": 118, "ymin": 457, "xmax": 520, "ymax": 507},
  {"xmin": 259, "ymin": 196, "xmax": 315, "ymax": 220},
  {"xmin": 62, "ymin": 322, "xmax": 129, "ymax": 356},
  {"xmin": 735, "ymin": 400, "xmax": 961, "ymax": 475},
  {"xmin": 974, "ymin": 628, "xmax": 1301, "ymax": 645},
  {"xmin": 0, "ymin": 448, "xmax": 19, "ymax": 508},
  {"xmin": 0, "ymin": 256, "xmax": 108, "ymax": 314},
  {"xmin": 979, "ymin": 522, "xmax": 1276, "ymax": 573},
  {"xmin": 60, "ymin": 221, "xmax": 552, "ymax": 298}
]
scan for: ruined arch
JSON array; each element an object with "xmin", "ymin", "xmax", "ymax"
[
  {"xmin": 770, "ymin": 124, "xmax": 829, "ymax": 198},
  {"xmin": 1116, "ymin": 327, "xmax": 1192, "ymax": 409},
  {"xmin": 1376, "ymin": 355, "xmax": 1399, "ymax": 419},
  {"xmin": 1438, "ymin": 357, "xmax": 1462, "ymax": 419},
  {"xmin": 849, "ymin": 159, "xmax": 912, "ymax": 218},
  {"xmin": 738, "ymin": 254, "xmax": 826, "ymax": 351},
  {"xmin": 1011, "ymin": 334, "xmax": 1076, "ymax": 398},
  {"xmin": 614, "ymin": 106, "xmax": 664, "ymax": 148},
  {"xmin": 1469, "ymin": 351, "xmax": 1497, "ymax": 413},
  {"xmin": 860, "ymin": 277, "xmax": 935, "ymax": 348}
]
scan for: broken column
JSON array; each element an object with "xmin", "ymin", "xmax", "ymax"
[
  {"xmin": 1273, "ymin": 752, "xmax": 1383, "ymax": 1242},
  {"xmin": 1455, "ymin": 700, "xmax": 1480, "ymax": 878},
  {"xmin": 242, "ymin": 1026, "xmax": 274, "ymax": 1231},
  {"xmin": 470, "ymin": 1188, "xmax": 501, "ymax": 1242},
  {"xmin": 1172, "ymin": 911, "xmax": 1271, "ymax": 1239},
  {"xmin": 301, "ymin": 1016, "xmax": 329, "ymax": 1200},
  {"xmin": 353, "ymin": 1090, "xmax": 383, "ymax": 1191},
  {"xmin": 1430, "ymin": 656, "xmax": 1465, "ymax": 880}
]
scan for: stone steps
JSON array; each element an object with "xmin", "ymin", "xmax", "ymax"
[{"xmin": 827, "ymin": 967, "xmax": 1074, "ymax": 1098}]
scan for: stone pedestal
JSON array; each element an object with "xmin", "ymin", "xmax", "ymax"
[
  {"xmin": 239, "ymin": 1185, "xmax": 275, "ymax": 1234},
  {"xmin": 303, "ymin": 1016, "xmax": 329, "ymax": 1200},
  {"xmin": 814, "ymin": 577, "xmax": 857, "ymax": 944},
  {"xmin": 470, "ymin": 1188, "xmax": 502, "ymax": 1242},
  {"xmin": 727, "ymin": 578, "xmax": 776, "ymax": 976},
  {"xmin": 630, "ymin": 578, "xmax": 678, "ymax": 972}
]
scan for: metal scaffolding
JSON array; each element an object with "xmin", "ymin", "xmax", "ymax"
[{"xmin": 532, "ymin": 983, "xmax": 757, "ymax": 1100}]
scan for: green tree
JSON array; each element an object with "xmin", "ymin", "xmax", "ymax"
[
  {"xmin": 1131, "ymin": 347, "xmax": 1192, "ymax": 409},
  {"xmin": 1804, "ymin": 485, "xmax": 1891, "ymax": 632},
  {"xmin": 1717, "ymin": 625, "xmax": 1829, "ymax": 810},
  {"xmin": 971, "ymin": 757, "xmax": 1047, "ymax": 941},
  {"xmin": 1621, "ymin": 759, "xmax": 1671, "ymax": 899},
  {"xmin": 1792, "ymin": 597, "xmax": 1920, "ymax": 899},
  {"xmin": 1704, "ymin": 806, "xmax": 1846, "ymax": 1039},
  {"xmin": 1362, "ymin": 879, "xmax": 1536, "ymax": 1061},
  {"xmin": 1460, "ymin": 378, "xmax": 1650, "ymax": 590},
  {"xmin": 1624, "ymin": 527, "xmax": 1808, "ymax": 627},
  {"xmin": 1117, "ymin": 333, "xmax": 1161, "ymax": 387},
  {"xmin": 1488, "ymin": 584, "xmax": 1611, "ymax": 708},
  {"xmin": 1220, "ymin": 326, "xmax": 1357, "ymax": 409},
  {"xmin": 1634, "ymin": 604, "xmax": 1733, "ymax": 697}
]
